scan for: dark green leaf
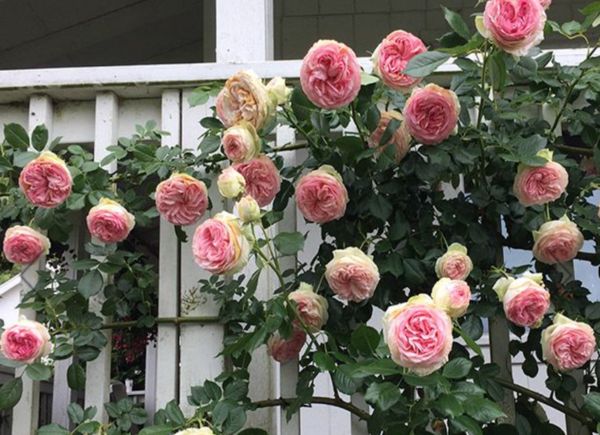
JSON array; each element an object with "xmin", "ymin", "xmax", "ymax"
[
  {"xmin": 350, "ymin": 325, "xmax": 380, "ymax": 356},
  {"xmin": 273, "ymin": 231, "xmax": 304, "ymax": 256},
  {"xmin": 37, "ymin": 424, "xmax": 70, "ymax": 435},
  {"xmin": 78, "ymin": 269, "xmax": 104, "ymax": 299},
  {"xmin": 31, "ymin": 125, "xmax": 49, "ymax": 151},
  {"xmin": 314, "ymin": 351, "xmax": 336, "ymax": 371},
  {"xmin": 404, "ymin": 51, "xmax": 451, "ymax": 77},
  {"xmin": 443, "ymin": 357, "xmax": 473, "ymax": 379},
  {"xmin": 0, "ymin": 377, "xmax": 22, "ymax": 410},
  {"xmin": 464, "ymin": 397, "xmax": 506, "ymax": 422},
  {"xmin": 25, "ymin": 363, "xmax": 52, "ymax": 381},
  {"xmin": 584, "ymin": 392, "xmax": 600, "ymax": 419},
  {"xmin": 433, "ymin": 393, "xmax": 464, "ymax": 418},
  {"xmin": 67, "ymin": 363, "xmax": 86, "ymax": 390},
  {"xmin": 4, "ymin": 123, "xmax": 29, "ymax": 150},
  {"xmin": 442, "ymin": 6, "xmax": 471, "ymax": 40},
  {"xmin": 139, "ymin": 426, "xmax": 174, "ymax": 435},
  {"xmin": 365, "ymin": 382, "xmax": 402, "ymax": 411}
]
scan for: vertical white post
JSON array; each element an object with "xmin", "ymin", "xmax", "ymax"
[
  {"xmin": 85, "ymin": 92, "xmax": 119, "ymax": 422},
  {"xmin": 216, "ymin": 0, "xmax": 273, "ymax": 62},
  {"xmin": 178, "ymin": 93, "xmax": 225, "ymax": 416},
  {"xmin": 11, "ymin": 95, "xmax": 54, "ymax": 435},
  {"xmin": 155, "ymin": 89, "xmax": 182, "ymax": 412}
]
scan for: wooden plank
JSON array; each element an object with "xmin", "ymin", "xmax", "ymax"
[
  {"xmin": 154, "ymin": 89, "xmax": 181, "ymax": 412},
  {"xmin": 84, "ymin": 92, "xmax": 119, "ymax": 422},
  {"xmin": 12, "ymin": 94, "xmax": 54, "ymax": 435},
  {"xmin": 178, "ymin": 92, "xmax": 224, "ymax": 417}
]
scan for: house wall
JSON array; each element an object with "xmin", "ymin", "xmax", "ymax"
[{"xmin": 274, "ymin": 0, "xmax": 592, "ymax": 60}]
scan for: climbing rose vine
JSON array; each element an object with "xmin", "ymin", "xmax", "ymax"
[{"xmin": 1, "ymin": 0, "xmax": 600, "ymax": 434}]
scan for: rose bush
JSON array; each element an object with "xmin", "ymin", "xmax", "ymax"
[{"xmin": 1, "ymin": 1, "xmax": 600, "ymax": 434}]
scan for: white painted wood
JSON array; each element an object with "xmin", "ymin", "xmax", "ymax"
[
  {"xmin": 117, "ymin": 99, "xmax": 161, "ymax": 139},
  {"xmin": 53, "ymin": 101, "xmax": 95, "ymax": 145},
  {"xmin": 0, "ymin": 105, "xmax": 28, "ymax": 142},
  {"xmin": 12, "ymin": 94, "xmax": 55, "ymax": 435},
  {"xmin": 84, "ymin": 92, "xmax": 119, "ymax": 422},
  {"xmin": 216, "ymin": 0, "xmax": 273, "ymax": 62},
  {"xmin": 144, "ymin": 340, "xmax": 158, "ymax": 418},
  {"xmin": 178, "ymin": 93, "xmax": 224, "ymax": 416},
  {"xmin": 155, "ymin": 89, "xmax": 182, "ymax": 411},
  {"xmin": 350, "ymin": 395, "xmax": 368, "ymax": 435},
  {"xmin": 0, "ymin": 49, "xmax": 586, "ymax": 97}
]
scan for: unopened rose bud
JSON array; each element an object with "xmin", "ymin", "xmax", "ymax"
[
  {"xmin": 237, "ymin": 195, "xmax": 260, "ymax": 223},
  {"xmin": 217, "ymin": 167, "xmax": 246, "ymax": 199}
]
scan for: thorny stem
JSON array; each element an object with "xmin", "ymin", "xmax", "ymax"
[
  {"xmin": 253, "ymin": 396, "xmax": 370, "ymax": 421},
  {"xmin": 351, "ymin": 101, "xmax": 367, "ymax": 144}
]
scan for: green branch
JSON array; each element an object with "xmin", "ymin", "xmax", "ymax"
[{"xmin": 252, "ymin": 396, "xmax": 370, "ymax": 421}]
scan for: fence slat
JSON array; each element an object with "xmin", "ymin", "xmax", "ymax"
[
  {"xmin": 11, "ymin": 95, "xmax": 54, "ymax": 435},
  {"xmin": 85, "ymin": 92, "xmax": 119, "ymax": 422},
  {"xmin": 178, "ymin": 92, "xmax": 225, "ymax": 416},
  {"xmin": 153, "ymin": 89, "xmax": 182, "ymax": 413}
]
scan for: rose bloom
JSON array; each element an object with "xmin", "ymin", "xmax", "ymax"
[
  {"xmin": 533, "ymin": 216, "xmax": 584, "ymax": 264},
  {"xmin": 513, "ymin": 153, "xmax": 568, "ymax": 207},
  {"xmin": 296, "ymin": 165, "xmax": 348, "ymax": 224},
  {"xmin": 267, "ymin": 329, "xmax": 307, "ymax": 363},
  {"xmin": 155, "ymin": 173, "xmax": 208, "ymax": 226},
  {"xmin": 192, "ymin": 211, "xmax": 249, "ymax": 275},
  {"xmin": 435, "ymin": 243, "xmax": 473, "ymax": 280},
  {"xmin": 174, "ymin": 429, "xmax": 214, "ymax": 435},
  {"xmin": 233, "ymin": 155, "xmax": 281, "ymax": 207},
  {"xmin": 383, "ymin": 294, "xmax": 453, "ymax": 376},
  {"xmin": 216, "ymin": 70, "xmax": 272, "ymax": 131},
  {"xmin": 19, "ymin": 151, "xmax": 72, "ymax": 208},
  {"xmin": 480, "ymin": 0, "xmax": 546, "ymax": 57},
  {"xmin": 3, "ymin": 226, "xmax": 50, "ymax": 265},
  {"xmin": 495, "ymin": 273, "xmax": 550, "ymax": 328},
  {"xmin": 300, "ymin": 40, "xmax": 361, "ymax": 110},
  {"xmin": 1, "ymin": 318, "xmax": 51, "ymax": 364},
  {"xmin": 542, "ymin": 313, "xmax": 596, "ymax": 372},
  {"xmin": 367, "ymin": 111, "xmax": 412, "ymax": 163},
  {"xmin": 222, "ymin": 121, "xmax": 261, "ymax": 163},
  {"xmin": 431, "ymin": 278, "xmax": 471, "ymax": 318},
  {"xmin": 217, "ymin": 167, "xmax": 246, "ymax": 199},
  {"xmin": 236, "ymin": 195, "xmax": 261, "ymax": 223},
  {"xmin": 404, "ymin": 84, "xmax": 460, "ymax": 145},
  {"xmin": 325, "ymin": 247, "xmax": 380, "ymax": 302},
  {"xmin": 266, "ymin": 76, "xmax": 291, "ymax": 106},
  {"xmin": 372, "ymin": 30, "xmax": 427, "ymax": 92},
  {"xmin": 288, "ymin": 283, "xmax": 329, "ymax": 332},
  {"xmin": 86, "ymin": 198, "xmax": 135, "ymax": 244}
]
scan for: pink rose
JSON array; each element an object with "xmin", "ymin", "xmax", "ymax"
[
  {"xmin": 325, "ymin": 247, "xmax": 380, "ymax": 302},
  {"xmin": 192, "ymin": 211, "xmax": 249, "ymax": 275},
  {"xmin": 288, "ymin": 283, "xmax": 329, "ymax": 332},
  {"xmin": 513, "ymin": 151, "xmax": 568, "ymax": 207},
  {"xmin": 300, "ymin": 40, "xmax": 361, "ymax": 110},
  {"xmin": 3, "ymin": 226, "xmax": 50, "ymax": 265},
  {"xmin": 267, "ymin": 329, "xmax": 306, "ymax": 363},
  {"xmin": 480, "ymin": 0, "xmax": 546, "ymax": 57},
  {"xmin": 296, "ymin": 165, "xmax": 348, "ymax": 224},
  {"xmin": 431, "ymin": 278, "xmax": 471, "ymax": 318},
  {"xmin": 367, "ymin": 111, "xmax": 412, "ymax": 163},
  {"xmin": 372, "ymin": 30, "xmax": 427, "ymax": 92},
  {"xmin": 542, "ymin": 314, "xmax": 596, "ymax": 372},
  {"xmin": 19, "ymin": 151, "xmax": 72, "ymax": 208},
  {"xmin": 216, "ymin": 70, "xmax": 272, "ymax": 131},
  {"xmin": 533, "ymin": 216, "xmax": 583, "ymax": 264},
  {"xmin": 86, "ymin": 198, "xmax": 135, "ymax": 244},
  {"xmin": 494, "ymin": 273, "xmax": 550, "ymax": 328},
  {"xmin": 435, "ymin": 243, "xmax": 473, "ymax": 281},
  {"xmin": 404, "ymin": 84, "xmax": 460, "ymax": 145},
  {"xmin": 233, "ymin": 155, "xmax": 281, "ymax": 207},
  {"xmin": 222, "ymin": 121, "xmax": 261, "ymax": 163},
  {"xmin": 155, "ymin": 173, "xmax": 208, "ymax": 226},
  {"xmin": 1, "ymin": 318, "xmax": 51, "ymax": 363},
  {"xmin": 383, "ymin": 295, "xmax": 453, "ymax": 376}
]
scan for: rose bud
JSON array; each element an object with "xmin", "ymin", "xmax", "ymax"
[
  {"xmin": 236, "ymin": 195, "xmax": 261, "ymax": 223},
  {"xmin": 222, "ymin": 121, "xmax": 261, "ymax": 163},
  {"xmin": 435, "ymin": 243, "xmax": 473, "ymax": 281},
  {"xmin": 217, "ymin": 167, "xmax": 246, "ymax": 199},
  {"xmin": 431, "ymin": 278, "xmax": 471, "ymax": 318},
  {"xmin": 266, "ymin": 77, "xmax": 292, "ymax": 106}
]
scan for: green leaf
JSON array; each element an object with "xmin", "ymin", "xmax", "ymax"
[
  {"xmin": 13, "ymin": 151, "xmax": 38, "ymax": 168},
  {"xmin": 360, "ymin": 72, "xmax": 379, "ymax": 85},
  {"xmin": 314, "ymin": 351, "xmax": 336, "ymax": 371},
  {"xmin": 31, "ymin": 125, "xmax": 49, "ymax": 152},
  {"xmin": 365, "ymin": 382, "xmax": 402, "ymax": 411},
  {"xmin": 450, "ymin": 415, "xmax": 483, "ymax": 435},
  {"xmin": 443, "ymin": 357, "xmax": 473, "ymax": 379},
  {"xmin": 139, "ymin": 426, "xmax": 174, "ymax": 435},
  {"xmin": 4, "ymin": 123, "xmax": 29, "ymax": 150},
  {"xmin": 25, "ymin": 363, "xmax": 52, "ymax": 381},
  {"xmin": 584, "ymin": 392, "xmax": 600, "ymax": 419},
  {"xmin": 37, "ymin": 424, "xmax": 70, "ymax": 435},
  {"xmin": 78, "ymin": 269, "xmax": 104, "ymax": 299},
  {"xmin": 378, "ymin": 118, "xmax": 401, "ymax": 146},
  {"xmin": 67, "ymin": 363, "xmax": 86, "ymax": 390},
  {"xmin": 404, "ymin": 51, "xmax": 451, "ymax": 77},
  {"xmin": 442, "ymin": 6, "xmax": 471, "ymax": 40},
  {"xmin": 433, "ymin": 393, "xmax": 464, "ymax": 418},
  {"xmin": 273, "ymin": 231, "xmax": 304, "ymax": 256},
  {"xmin": 165, "ymin": 400, "xmax": 185, "ymax": 425},
  {"xmin": 403, "ymin": 373, "xmax": 442, "ymax": 387},
  {"xmin": 350, "ymin": 325, "xmax": 380, "ymax": 356},
  {"xmin": 0, "ymin": 377, "xmax": 22, "ymax": 410},
  {"xmin": 67, "ymin": 403, "xmax": 85, "ymax": 424},
  {"xmin": 464, "ymin": 397, "xmax": 506, "ymax": 422},
  {"xmin": 368, "ymin": 195, "xmax": 393, "ymax": 221},
  {"xmin": 199, "ymin": 134, "xmax": 221, "ymax": 155}
]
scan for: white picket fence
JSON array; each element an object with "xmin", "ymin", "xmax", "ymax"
[{"xmin": 0, "ymin": 0, "xmax": 591, "ymax": 430}]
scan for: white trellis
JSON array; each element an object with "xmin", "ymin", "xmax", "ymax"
[{"xmin": 0, "ymin": 0, "xmax": 591, "ymax": 432}]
